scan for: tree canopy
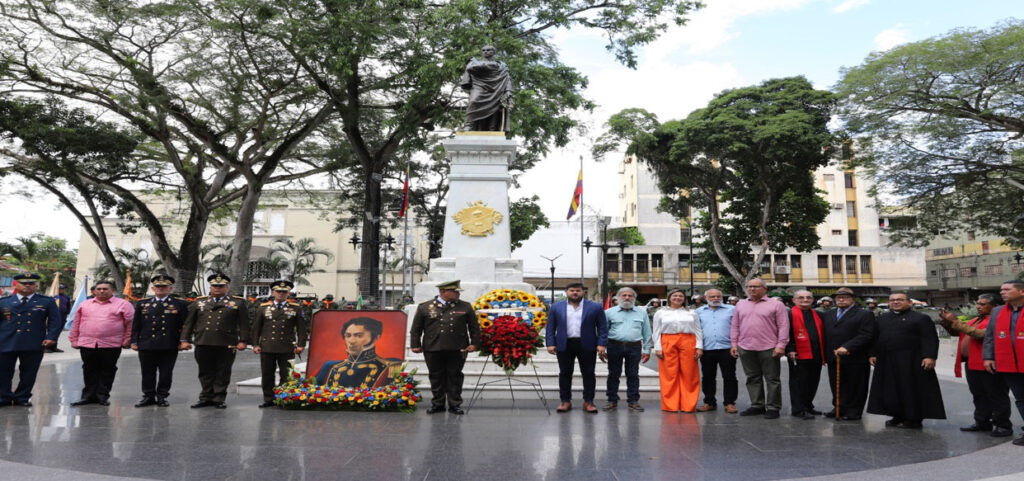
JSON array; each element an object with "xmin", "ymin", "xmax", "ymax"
[
  {"xmin": 596, "ymin": 77, "xmax": 836, "ymax": 292},
  {"xmin": 835, "ymin": 20, "xmax": 1024, "ymax": 247}
]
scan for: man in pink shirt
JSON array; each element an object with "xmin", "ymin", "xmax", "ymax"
[
  {"xmin": 729, "ymin": 278, "xmax": 789, "ymax": 419},
  {"xmin": 69, "ymin": 281, "xmax": 135, "ymax": 406}
]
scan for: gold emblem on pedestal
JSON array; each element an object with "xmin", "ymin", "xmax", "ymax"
[{"xmin": 453, "ymin": 201, "xmax": 503, "ymax": 236}]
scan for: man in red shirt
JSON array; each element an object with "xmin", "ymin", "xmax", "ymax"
[{"xmin": 69, "ymin": 280, "xmax": 135, "ymax": 406}]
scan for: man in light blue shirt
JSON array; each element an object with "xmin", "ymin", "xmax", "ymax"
[
  {"xmin": 695, "ymin": 288, "xmax": 738, "ymax": 413},
  {"xmin": 603, "ymin": 287, "xmax": 652, "ymax": 412}
]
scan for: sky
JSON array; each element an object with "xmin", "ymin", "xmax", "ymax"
[{"xmin": 1, "ymin": 0, "xmax": 1021, "ymax": 249}]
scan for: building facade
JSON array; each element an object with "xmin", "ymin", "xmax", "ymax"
[{"xmin": 920, "ymin": 233, "xmax": 1024, "ymax": 307}]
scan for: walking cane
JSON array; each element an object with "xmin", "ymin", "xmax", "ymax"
[{"xmin": 834, "ymin": 355, "xmax": 841, "ymax": 420}]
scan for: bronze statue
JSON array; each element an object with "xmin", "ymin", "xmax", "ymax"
[{"xmin": 460, "ymin": 45, "xmax": 512, "ymax": 132}]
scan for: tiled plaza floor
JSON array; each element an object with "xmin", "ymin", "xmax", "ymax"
[{"xmin": 0, "ymin": 351, "xmax": 1015, "ymax": 481}]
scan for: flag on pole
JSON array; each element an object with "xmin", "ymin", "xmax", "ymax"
[
  {"xmin": 398, "ymin": 165, "xmax": 410, "ymax": 218},
  {"xmin": 356, "ymin": 295, "xmax": 364, "ymax": 310},
  {"xmin": 566, "ymin": 169, "xmax": 583, "ymax": 220},
  {"xmin": 46, "ymin": 272, "xmax": 61, "ymax": 298},
  {"xmin": 603, "ymin": 292, "xmax": 613, "ymax": 310},
  {"xmin": 123, "ymin": 270, "xmax": 133, "ymax": 300},
  {"xmin": 65, "ymin": 276, "xmax": 89, "ymax": 330}
]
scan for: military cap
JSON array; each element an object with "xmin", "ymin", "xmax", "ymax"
[
  {"xmin": 832, "ymin": 287, "xmax": 856, "ymax": 298},
  {"xmin": 324, "ymin": 294, "xmax": 334, "ymax": 300},
  {"xmin": 818, "ymin": 296, "xmax": 833, "ymax": 302},
  {"xmin": 207, "ymin": 272, "xmax": 231, "ymax": 286},
  {"xmin": 436, "ymin": 280, "xmax": 462, "ymax": 291},
  {"xmin": 865, "ymin": 298, "xmax": 877, "ymax": 304},
  {"xmin": 59, "ymin": 284, "xmax": 66, "ymax": 289},
  {"xmin": 271, "ymin": 279, "xmax": 294, "ymax": 291},
  {"xmin": 150, "ymin": 273, "xmax": 176, "ymax": 286},
  {"xmin": 13, "ymin": 272, "xmax": 41, "ymax": 283}
]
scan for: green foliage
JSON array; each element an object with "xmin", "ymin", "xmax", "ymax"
[
  {"xmin": 835, "ymin": 20, "xmax": 1024, "ymax": 247},
  {"xmin": 270, "ymin": 237, "xmax": 335, "ymax": 287},
  {"xmin": 92, "ymin": 248, "xmax": 164, "ymax": 298},
  {"xmin": 605, "ymin": 227, "xmax": 646, "ymax": 246},
  {"xmin": 509, "ymin": 195, "xmax": 550, "ymax": 250},
  {"xmin": 596, "ymin": 77, "xmax": 836, "ymax": 291},
  {"xmin": 0, "ymin": 233, "xmax": 77, "ymax": 287}
]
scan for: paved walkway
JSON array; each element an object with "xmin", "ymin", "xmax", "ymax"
[{"xmin": 0, "ymin": 336, "xmax": 1020, "ymax": 480}]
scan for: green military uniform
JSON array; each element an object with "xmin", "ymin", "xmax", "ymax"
[
  {"xmin": 252, "ymin": 281, "xmax": 307, "ymax": 404},
  {"xmin": 181, "ymin": 274, "xmax": 250, "ymax": 406},
  {"xmin": 410, "ymin": 281, "xmax": 481, "ymax": 411}
]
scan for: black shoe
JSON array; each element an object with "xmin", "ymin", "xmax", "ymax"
[
  {"xmin": 763, "ymin": 410, "xmax": 780, "ymax": 419},
  {"xmin": 838, "ymin": 415, "xmax": 862, "ymax": 421},
  {"xmin": 156, "ymin": 399, "xmax": 170, "ymax": 407},
  {"xmin": 12, "ymin": 400, "xmax": 31, "ymax": 407},
  {"xmin": 190, "ymin": 400, "xmax": 216, "ymax": 409},
  {"xmin": 961, "ymin": 423, "xmax": 993, "ymax": 432},
  {"xmin": 70, "ymin": 399, "xmax": 96, "ymax": 407},
  {"xmin": 885, "ymin": 418, "xmax": 902, "ymax": 427},
  {"xmin": 739, "ymin": 407, "xmax": 766, "ymax": 416},
  {"xmin": 0, "ymin": 401, "xmax": 10, "ymax": 407},
  {"xmin": 426, "ymin": 406, "xmax": 446, "ymax": 414},
  {"xmin": 135, "ymin": 397, "xmax": 157, "ymax": 408},
  {"xmin": 448, "ymin": 406, "xmax": 465, "ymax": 415},
  {"xmin": 808, "ymin": 409, "xmax": 822, "ymax": 415},
  {"xmin": 1012, "ymin": 434, "xmax": 1024, "ymax": 446},
  {"xmin": 792, "ymin": 411, "xmax": 816, "ymax": 420},
  {"xmin": 97, "ymin": 400, "xmax": 110, "ymax": 406},
  {"xmin": 992, "ymin": 427, "xmax": 1014, "ymax": 437},
  {"xmin": 258, "ymin": 401, "xmax": 276, "ymax": 408},
  {"xmin": 823, "ymin": 410, "xmax": 837, "ymax": 418},
  {"xmin": 896, "ymin": 421, "xmax": 923, "ymax": 429},
  {"xmin": 214, "ymin": 402, "xmax": 227, "ymax": 409}
]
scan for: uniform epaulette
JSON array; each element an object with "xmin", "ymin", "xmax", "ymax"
[
  {"xmin": 260, "ymin": 301, "xmax": 273, "ymax": 307},
  {"xmin": 287, "ymin": 300, "xmax": 300, "ymax": 306},
  {"xmin": 195, "ymin": 296, "xmax": 210, "ymax": 300},
  {"xmin": 231, "ymin": 295, "xmax": 247, "ymax": 300}
]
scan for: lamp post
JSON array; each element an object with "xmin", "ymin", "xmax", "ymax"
[
  {"xmin": 349, "ymin": 232, "xmax": 396, "ymax": 306},
  {"xmin": 540, "ymin": 254, "xmax": 562, "ymax": 304},
  {"xmin": 583, "ymin": 221, "xmax": 627, "ymax": 301}
]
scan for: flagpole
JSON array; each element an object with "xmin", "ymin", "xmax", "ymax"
[
  {"xmin": 579, "ymin": 155, "xmax": 584, "ymax": 288},
  {"xmin": 402, "ymin": 203, "xmax": 410, "ymax": 297}
]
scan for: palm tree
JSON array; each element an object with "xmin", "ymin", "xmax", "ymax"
[
  {"xmin": 270, "ymin": 237, "xmax": 334, "ymax": 287},
  {"xmin": 92, "ymin": 248, "xmax": 163, "ymax": 298}
]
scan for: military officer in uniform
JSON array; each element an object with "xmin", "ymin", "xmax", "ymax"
[
  {"xmin": 0, "ymin": 273, "xmax": 62, "ymax": 406},
  {"xmin": 319, "ymin": 294, "xmax": 339, "ymax": 311},
  {"xmin": 252, "ymin": 279, "xmax": 307, "ymax": 408},
  {"xmin": 410, "ymin": 280, "xmax": 481, "ymax": 415},
  {"xmin": 131, "ymin": 274, "xmax": 190, "ymax": 407},
  {"xmin": 179, "ymin": 273, "xmax": 249, "ymax": 409},
  {"xmin": 315, "ymin": 317, "xmax": 400, "ymax": 389}
]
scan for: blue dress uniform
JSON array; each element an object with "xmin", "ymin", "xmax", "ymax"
[
  {"xmin": 131, "ymin": 282, "xmax": 189, "ymax": 405},
  {"xmin": 0, "ymin": 279, "xmax": 63, "ymax": 405}
]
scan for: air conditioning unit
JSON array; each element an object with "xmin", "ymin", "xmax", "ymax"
[
  {"xmin": 831, "ymin": 202, "xmax": 844, "ymax": 209},
  {"xmin": 774, "ymin": 266, "xmax": 791, "ymax": 274}
]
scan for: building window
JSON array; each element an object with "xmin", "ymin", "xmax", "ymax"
[
  {"xmin": 651, "ymin": 254, "xmax": 663, "ymax": 269},
  {"xmin": 823, "ymin": 173, "xmax": 835, "ymax": 182},
  {"xmin": 982, "ymin": 241, "xmax": 990, "ymax": 254},
  {"xmin": 844, "ymin": 173, "xmax": 855, "ymax": 188},
  {"xmin": 636, "ymin": 254, "xmax": 649, "ymax": 273},
  {"xmin": 680, "ymin": 227, "xmax": 691, "ymax": 244},
  {"xmin": 832, "ymin": 255, "xmax": 842, "ymax": 274},
  {"xmin": 931, "ymin": 247, "xmax": 954, "ymax": 256},
  {"xmin": 860, "ymin": 256, "xmax": 872, "ymax": 274},
  {"xmin": 246, "ymin": 260, "xmax": 278, "ymax": 281},
  {"xmin": 760, "ymin": 261, "xmax": 770, "ymax": 274},
  {"xmin": 846, "ymin": 255, "xmax": 857, "ymax": 275},
  {"xmin": 791, "ymin": 256, "xmax": 802, "ymax": 268},
  {"xmin": 1012, "ymin": 263, "xmax": 1024, "ymax": 274},
  {"xmin": 983, "ymin": 264, "xmax": 1003, "ymax": 276},
  {"xmin": 967, "ymin": 230, "xmax": 976, "ymax": 241},
  {"xmin": 606, "ymin": 253, "xmax": 620, "ymax": 272},
  {"xmin": 930, "ymin": 270, "xmax": 937, "ymax": 276},
  {"xmin": 832, "ymin": 229, "xmax": 842, "ymax": 236},
  {"xmin": 848, "ymin": 229, "xmax": 858, "ymax": 247},
  {"xmin": 846, "ymin": 201, "xmax": 856, "ymax": 217},
  {"xmin": 960, "ymin": 267, "xmax": 977, "ymax": 278},
  {"xmin": 622, "ymin": 254, "xmax": 634, "ymax": 273},
  {"xmin": 818, "ymin": 255, "xmax": 828, "ymax": 269},
  {"xmin": 942, "ymin": 268, "xmax": 957, "ymax": 278}
]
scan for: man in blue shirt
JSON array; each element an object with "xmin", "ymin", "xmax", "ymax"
[
  {"xmin": 695, "ymin": 288, "xmax": 738, "ymax": 413},
  {"xmin": 603, "ymin": 287, "xmax": 652, "ymax": 412},
  {"xmin": 0, "ymin": 273, "xmax": 63, "ymax": 406}
]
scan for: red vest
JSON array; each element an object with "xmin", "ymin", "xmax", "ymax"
[
  {"xmin": 791, "ymin": 307, "xmax": 825, "ymax": 364},
  {"xmin": 993, "ymin": 306, "xmax": 1024, "ymax": 373},
  {"xmin": 954, "ymin": 316, "xmax": 989, "ymax": 377}
]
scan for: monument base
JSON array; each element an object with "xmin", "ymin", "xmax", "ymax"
[{"xmin": 413, "ymin": 256, "xmax": 534, "ymax": 304}]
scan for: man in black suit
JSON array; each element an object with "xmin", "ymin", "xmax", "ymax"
[
  {"xmin": 130, "ymin": 274, "xmax": 190, "ymax": 407},
  {"xmin": 822, "ymin": 287, "xmax": 876, "ymax": 420}
]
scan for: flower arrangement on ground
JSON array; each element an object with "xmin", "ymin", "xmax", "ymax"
[
  {"xmin": 474, "ymin": 289, "xmax": 546, "ymax": 373},
  {"xmin": 273, "ymin": 362, "xmax": 422, "ymax": 412}
]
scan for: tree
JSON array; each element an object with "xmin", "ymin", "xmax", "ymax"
[
  {"xmin": 243, "ymin": 0, "xmax": 703, "ymax": 297},
  {"xmin": 835, "ymin": 20, "xmax": 1024, "ymax": 246},
  {"xmin": 92, "ymin": 248, "xmax": 163, "ymax": 298},
  {"xmin": 0, "ymin": 233, "xmax": 77, "ymax": 287},
  {"xmin": 1, "ymin": 1, "xmax": 334, "ymax": 295},
  {"xmin": 509, "ymin": 195, "xmax": 550, "ymax": 250},
  {"xmin": 595, "ymin": 77, "xmax": 835, "ymax": 293},
  {"xmin": 269, "ymin": 237, "xmax": 334, "ymax": 286}
]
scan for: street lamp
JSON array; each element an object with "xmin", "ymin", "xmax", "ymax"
[
  {"xmin": 349, "ymin": 233, "xmax": 396, "ymax": 306},
  {"xmin": 540, "ymin": 254, "xmax": 562, "ymax": 304},
  {"xmin": 583, "ymin": 223, "xmax": 628, "ymax": 301}
]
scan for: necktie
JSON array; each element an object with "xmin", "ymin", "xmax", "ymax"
[
  {"xmin": 277, "ymin": 303, "xmax": 284, "ymax": 310},
  {"xmin": 21, "ymin": 296, "xmax": 28, "ymax": 306}
]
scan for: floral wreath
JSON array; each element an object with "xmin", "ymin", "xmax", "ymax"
[
  {"xmin": 474, "ymin": 289, "xmax": 546, "ymax": 373},
  {"xmin": 273, "ymin": 361, "xmax": 423, "ymax": 412}
]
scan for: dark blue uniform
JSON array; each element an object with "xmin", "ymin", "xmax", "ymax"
[
  {"xmin": 131, "ymin": 296, "xmax": 190, "ymax": 401},
  {"xmin": 0, "ymin": 294, "xmax": 63, "ymax": 403}
]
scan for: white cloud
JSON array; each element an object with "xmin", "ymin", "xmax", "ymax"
[
  {"xmin": 874, "ymin": 25, "xmax": 910, "ymax": 51},
  {"xmin": 832, "ymin": 0, "xmax": 870, "ymax": 14},
  {"xmin": 649, "ymin": 0, "xmax": 818, "ymax": 57}
]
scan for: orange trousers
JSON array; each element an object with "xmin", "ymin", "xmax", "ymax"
[{"xmin": 659, "ymin": 333, "xmax": 700, "ymax": 412}]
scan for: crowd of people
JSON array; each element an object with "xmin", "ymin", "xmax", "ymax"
[{"xmin": 543, "ymin": 279, "xmax": 1024, "ymax": 446}]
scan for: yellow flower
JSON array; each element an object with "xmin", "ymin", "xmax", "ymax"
[
  {"xmin": 373, "ymin": 401, "xmax": 380, "ymax": 406},
  {"xmin": 480, "ymin": 319, "xmax": 494, "ymax": 329},
  {"xmin": 409, "ymin": 400, "xmax": 416, "ymax": 406},
  {"xmin": 481, "ymin": 303, "xmax": 492, "ymax": 310},
  {"xmin": 507, "ymin": 294, "xmax": 519, "ymax": 301},
  {"xmin": 495, "ymin": 294, "xmax": 506, "ymax": 301}
]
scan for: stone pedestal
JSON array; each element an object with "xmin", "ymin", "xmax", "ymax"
[{"xmin": 413, "ymin": 132, "xmax": 534, "ymax": 304}]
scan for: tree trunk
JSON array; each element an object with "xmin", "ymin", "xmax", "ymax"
[
  {"xmin": 228, "ymin": 185, "xmax": 263, "ymax": 296},
  {"xmin": 359, "ymin": 165, "xmax": 383, "ymax": 299}
]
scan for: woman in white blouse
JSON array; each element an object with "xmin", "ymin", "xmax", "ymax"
[{"xmin": 653, "ymin": 288, "xmax": 703, "ymax": 412}]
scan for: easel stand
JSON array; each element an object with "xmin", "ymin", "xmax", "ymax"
[{"xmin": 466, "ymin": 355, "xmax": 551, "ymax": 415}]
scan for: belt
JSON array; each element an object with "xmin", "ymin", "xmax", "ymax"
[{"xmin": 608, "ymin": 339, "xmax": 642, "ymax": 346}]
